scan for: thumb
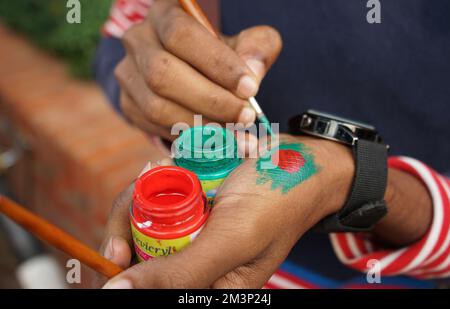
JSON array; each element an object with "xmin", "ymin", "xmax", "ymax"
[
  {"xmin": 101, "ymin": 236, "xmax": 132, "ymax": 270},
  {"xmin": 230, "ymin": 26, "xmax": 283, "ymax": 82}
]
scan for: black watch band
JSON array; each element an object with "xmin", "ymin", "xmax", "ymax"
[{"xmin": 315, "ymin": 139, "xmax": 388, "ymax": 233}]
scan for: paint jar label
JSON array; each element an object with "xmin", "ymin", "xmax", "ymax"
[
  {"xmin": 200, "ymin": 177, "xmax": 226, "ymax": 206},
  {"xmin": 131, "ymin": 224, "xmax": 203, "ymax": 262}
]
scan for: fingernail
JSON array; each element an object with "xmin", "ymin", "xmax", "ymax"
[
  {"xmin": 246, "ymin": 59, "xmax": 265, "ymax": 79},
  {"xmin": 139, "ymin": 162, "xmax": 152, "ymax": 177},
  {"xmin": 238, "ymin": 107, "xmax": 256, "ymax": 125},
  {"xmin": 159, "ymin": 158, "xmax": 173, "ymax": 166},
  {"xmin": 237, "ymin": 75, "xmax": 259, "ymax": 98},
  {"xmin": 103, "ymin": 237, "xmax": 114, "ymax": 260},
  {"xmin": 237, "ymin": 138, "xmax": 246, "ymax": 156},
  {"xmin": 247, "ymin": 133, "xmax": 259, "ymax": 155},
  {"xmin": 237, "ymin": 133, "xmax": 259, "ymax": 157},
  {"xmin": 102, "ymin": 279, "xmax": 133, "ymax": 289}
]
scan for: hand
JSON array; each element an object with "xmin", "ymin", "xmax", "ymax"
[
  {"xmin": 115, "ymin": 0, "xmax": 282, "ymax": 140},
  {"xmin": 98, "ymin": 135, "xmax": 355, "ymax": 288}
]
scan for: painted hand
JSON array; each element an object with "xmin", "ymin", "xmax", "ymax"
[
  {"xmin": 98, "ymin": 135, "xmax": 354, "ymax": 289},
  {"xmin": 115, "ymin": 0, "xmax": 282, "ymax": 140}
]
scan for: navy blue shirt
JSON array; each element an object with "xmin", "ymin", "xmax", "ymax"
[{"xmin": 221, "ymin": 0, "xmax": 450, "ymax": 174}]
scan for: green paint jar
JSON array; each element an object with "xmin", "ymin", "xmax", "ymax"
[{"xmin": 173, "ymin": 126, "xmax": 242, "ymax": 205}]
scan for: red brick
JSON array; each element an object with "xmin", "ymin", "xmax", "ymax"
[{"xmin": 0, "ymin": 23, "xmax": 168, "ymax": 271}]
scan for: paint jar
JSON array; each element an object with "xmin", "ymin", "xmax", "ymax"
[
  {"xmin": 130, "ymin": 166, "xmax": 208, "ymax": 261},
  {"xmin": 173, "ymin": 126, "xmax": 242, "ymax": 205}
]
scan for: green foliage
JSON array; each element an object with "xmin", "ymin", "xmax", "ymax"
[{"xmin": 0, "ymin": 0, "xmax": 114, "ymax": 78}]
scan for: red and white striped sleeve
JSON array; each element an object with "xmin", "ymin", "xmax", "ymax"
[
  {"xmin": 103, "ymin": 0, "xmax": 153, "ymax": 38},
  {"xmin": 330, "ymin": 156, "xmax": 450, "ymax": 279}
]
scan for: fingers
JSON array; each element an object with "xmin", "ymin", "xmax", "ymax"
[
  {"xmin": 235, "ymin": 131, "xmax": 259, "ymax": 158},
  {"xmin": 121, "ymin": 0, "xmax": 256, "ymax": 124},
  {"xmin": 117, "ymin": 0, "xmax": 282, "ymax": 131},
  {"xmin": 150, "ymin": 0, "xmax": 260, "ymax": 100},
  {"xmin": 96, "ymin": 183, "xmax": 136, "ymax": 287},
  {"xmin": 99, "ymin": 183, "xmax": 135, "ymax": 274},
  {"xmin": 103, "ymin": 251, "xmax": 277, "ymax": 289},
  {"xmin": 212, "ymin": 260, "xmax": 277, "ymax": 289},
  {"xmin": 116, "ymin": 58, "xmax": 202, "ymax": 128},
  {"xmin": 99, "ymin": 162, "xmax": 163, "ymax": 265},
  {"xmin": 231, "ymin": 26, "xmax": 283, "ymax": 82},
  {"xmin": 122, "ymin": 41, "xmax": 254, "ymax": 124},
  {"xmin": 156, "ymin": 157, "xmax": 174, "ymax": 167},
  {"xmin": 119, "ymin": 91, "xmax": 176, "ymax": 141},
  {"xmin": 211, "ymin": 238, "xmax": 291, "ymax": 289},
  {"xmin": 117, "ymin": 0, "xmax": 282, "ymax": 137},
  {"xmin": 102, "ymin": 236, "xmax": 132, "ymax": 270}
]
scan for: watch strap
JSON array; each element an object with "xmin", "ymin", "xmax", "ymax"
[{"xmin": 316, "ymin": 139, "xmax": 388, "ymax": 233}]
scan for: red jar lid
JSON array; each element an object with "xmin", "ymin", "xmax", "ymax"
[{"xmin": 131, "ymin": 166, "xmax": 208, "ymax": 239}]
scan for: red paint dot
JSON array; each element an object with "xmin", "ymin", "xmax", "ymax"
[{"xmin": 272, "ymin": 149, "xmax": 305, "ymax": 173}]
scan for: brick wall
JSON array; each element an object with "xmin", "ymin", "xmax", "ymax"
[{"xmin": 0, "ymin": 24, "xmax": 166, "ymax": 286}]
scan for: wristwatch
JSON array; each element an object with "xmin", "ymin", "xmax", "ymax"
[{"xmin": 289, "ymin": 110, "xmax": 389, "ymax": 233}]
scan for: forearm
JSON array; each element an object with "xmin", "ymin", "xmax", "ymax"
[{"xmin": 373, "ymin": 167, "xmax": 433, "ymax": 247}]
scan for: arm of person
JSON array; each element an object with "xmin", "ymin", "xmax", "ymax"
[
  {"xmin": 375, "ymin": 166, "xmax": 433, "ymax": 246},
  {"xmin": 331, "ymin": 156, "xmax": 450, "ymax": 279}
]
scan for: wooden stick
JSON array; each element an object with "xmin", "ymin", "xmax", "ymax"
[
  {"xmin": 179, "ymin": 0, "xmax": 219, "ymax": 38},
  {"xmin": 0, "ymin": 195, "xmax": 122, "ymax": 279}
]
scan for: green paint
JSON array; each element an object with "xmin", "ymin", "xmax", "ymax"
[
  {"xmin": 173, "ymin": 126, "xmax": 241, "ymax": 179},
  {"xmin": 258, "ymin": 114, "xmax": 275, "ymax": 138},
  {"xmin": 256, "ymin": 142, "xmax": 319, "ymax": 194}
]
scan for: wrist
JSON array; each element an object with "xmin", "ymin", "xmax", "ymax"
[
  {"xmin": 288, "ymin": 136, "xmax": 355, "ymax": 224},
  {"xmin": 373, "ymin": 167, "xmax": 433, "ymax": 246},
  {"xmin": 312, "ymin": 138, "xmax": 355, "ymax": 215}
]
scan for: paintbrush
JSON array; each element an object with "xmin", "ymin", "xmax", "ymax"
[
  {"xmin": 0, "ymin": 195, "xmax": 122, "ymax": 279},
  {"xmin": 178, "ymin": 0, "xmax": 275, "ymax": 137}
]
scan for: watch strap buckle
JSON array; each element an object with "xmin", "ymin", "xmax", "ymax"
[{"xmin": 315, "ymin": 200, "xmax": 388, "ymax": 233}]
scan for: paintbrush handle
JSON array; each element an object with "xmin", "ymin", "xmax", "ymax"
[
  {"xmin": 178, "ymin": 0, "xmax": 219, "ymax": 38},
  {"xmin": 0, "ymin": 195, "xmax": 122, "ymax": 279}
]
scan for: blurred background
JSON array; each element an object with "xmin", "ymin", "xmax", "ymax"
[{"xmin": 0, "ymin": 0, "xmax": 164, "ymax": 288}]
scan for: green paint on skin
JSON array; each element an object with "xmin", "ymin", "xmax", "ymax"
[
  {"xmin": 256, "ymin": 143, "xmax": 319, "ymax": 194},
  {"xmin": 258, "ymin": 115, "xmax": 274, "ymax": 138}
]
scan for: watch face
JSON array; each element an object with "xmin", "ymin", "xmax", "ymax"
[{"xmin": 293, "ymin": 110, "xmax": 384, "ymax": 146}]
